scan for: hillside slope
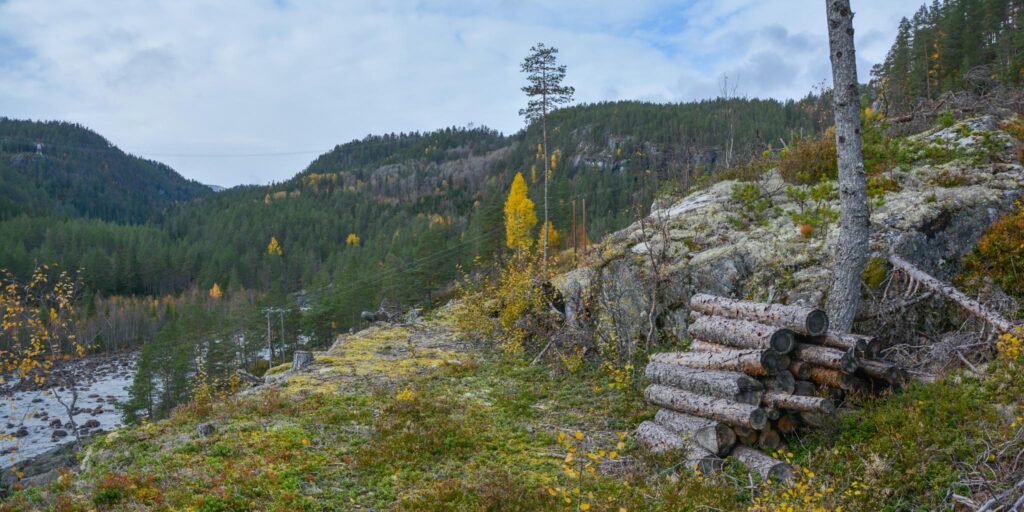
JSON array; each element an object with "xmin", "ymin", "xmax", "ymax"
[{"xmin": 0, "ymin": 118, "xmax": 211, "ymax": 224}]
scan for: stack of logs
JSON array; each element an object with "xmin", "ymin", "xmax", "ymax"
[{"xmin": 637, "ymin": 293, "xmax": 907, "ymax": 480}]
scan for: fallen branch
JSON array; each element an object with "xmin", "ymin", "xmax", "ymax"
[{"xmin": 888, "ymin": 250, "xmax": 1015, "ymax": 333}]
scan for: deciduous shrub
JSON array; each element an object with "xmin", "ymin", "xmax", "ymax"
[
  {"xmin": 959, "ymin": 201, "xmax": 1024, "ymax": 305},
  {"xmin": 779, "ymin": 128, "xmax": 838, "ymax": 185}
]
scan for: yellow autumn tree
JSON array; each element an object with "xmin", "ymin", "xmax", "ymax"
[
  {"xmin": 537, "ymin": 221, "xmax": 560, "ymax": 249},
  {"xmin": 346, "ymin": 233, "xmax": 360, "ymax": 246},
  {"xmin": 504, "ymin": 172, "xmax": 537, "ymax": 252},
  {"xmin": 267, "ymin": 236, "xmax": 283, "ymax": 256},
  {"xmin": 209, "ymin": 283, "xmax": 223, "ymax": 300}
]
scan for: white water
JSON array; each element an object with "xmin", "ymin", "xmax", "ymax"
[{"xmin": 0, "ymin": 353, "xmax": 137, "ymax": 469}]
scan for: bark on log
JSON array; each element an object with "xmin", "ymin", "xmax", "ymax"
[
  {"xmin": 645, "ymin": 362, "xmax": 764, "ymax": 405},
  {"xmin": 732, "ymin": 446, "xmax": 794, "ymax": 481},
  {"xmin": 789, "ymin": 360, "xmax": 812, "ymax": 380},
  {"xmin": 636, "ymin": 421, "xmax": 723, "ymax": 473},
  {"xmin": 757, "ymin": 425, "xmax": 783, "ymax": 452},
  {"xmin": 644, "ymin": 384, "xmax": 768, "ymax": 430},
  {"xmin": 776, "ymin": 413, "xmax": 801, "ymax": 434},
  {"xmin": 650, "ymin": 349, "xmax": 784, "ymax": 377},
  {"xmin": 889, "ymin": 250, "xmax": 1016, "ymax": 333},
  {"xmin": 690, "ymin": 294, "xmax": 829, "ymax": 336},
  {"xmin": 688, "ymin": 314, "xmax": 796, "ymax": 354},
  {"xmin": 762, "ymin": 370, "xmax": 796, "ymax": 394},
  {"xmin": 806, "ymin": 366, "xmax": 859, "ymax": 390},
  {"xmin": 733, "ymin": 425, "xmax": 758, "ymax": 446},
  {"xmin": 806, "ymin": 331, "xmax": 871, "ymax": 355},
  {"xmin": 690, "ymin": 340, "xmax": 738, "ymax": 353},
  {"xmin": 292, "ymin": 351, "xmax": 314, "ymax": 371},
  {"xmin": 761, "ymin": 391, "xmax": 835, "ymax": 415},
  {"xmin": 792, "ymin": 343, "xmax": 859, "ymax": 373},
  {"xmin": 793, "ymin": 380, "xmax": 817, "ymax": 397},
  {"xmin": 858, "ymin": 358, "xmax": 907, "ymax": 387},
  {"xmin": 637, "ymin": 420, "xmax": 685, "ymax": 453},
  {"xmin": 655, "ymin": 409, "xmax": 737, "ymax": 456}
]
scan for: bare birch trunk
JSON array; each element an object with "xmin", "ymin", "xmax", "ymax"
[{"xmin": 825, "ymin": 0, "xmax": 870, "ymax": 333}]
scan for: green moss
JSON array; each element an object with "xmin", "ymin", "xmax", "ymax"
[{"xmin": 861, "ymin": 256, "xmax": 889, "ymax": 289}]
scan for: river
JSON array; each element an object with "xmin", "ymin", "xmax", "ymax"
[{"xmin": 0, "ymin": 352, "xmax": 137, "ymax": 469}]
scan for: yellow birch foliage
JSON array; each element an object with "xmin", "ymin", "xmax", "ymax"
[
  {"xmin": 538, "ymin": 221, "xmax": 561, "ymax": 249},
  {"xmin": 267, "ymin": 236, "xmax": 283, "ymax": 256},
  {"xmin": 504, "ymin": 172, "xmax": 537, "ymax": 251},
  {"xmin": 0, "ymin": 266, "xmax": 83, "ymax": 386},
  {"xmin": 346, "ymin": 233, "xmax": 361, "ymax": 246},
  {"xmin": 208, "ymin": 283, "xmax": 223, "ymax": 300}
]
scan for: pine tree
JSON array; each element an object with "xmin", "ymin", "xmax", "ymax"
[
  {"xmin": 520, "ymin": 43, "xmax": 574, "ymax": 268},
  {"xmin": 504, "ymin": 172, "xmax": 538, "ymax": 252}
]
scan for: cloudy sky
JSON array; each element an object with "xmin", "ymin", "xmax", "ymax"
[{"xmin": 0, "ymin": 0, "xmax": 914, "ymax": 187}]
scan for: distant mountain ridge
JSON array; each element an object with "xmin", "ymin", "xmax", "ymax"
[{"xmin": 0, "ymin": 118, "xmax": 211, "ymax": 224}]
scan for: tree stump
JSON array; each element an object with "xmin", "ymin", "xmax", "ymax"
[{"xmin": 292, "ymin": 351, "xmax": 314, "ymax": 371}]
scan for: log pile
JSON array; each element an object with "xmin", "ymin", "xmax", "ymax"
[{"xmin": 638, "ymin": 294, "xmax": 907, "ymax": 479}]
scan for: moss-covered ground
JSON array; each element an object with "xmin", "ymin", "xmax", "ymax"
[{"xmin": 3, "ymin": 318, "xmax": 1023, "ymax": 511}]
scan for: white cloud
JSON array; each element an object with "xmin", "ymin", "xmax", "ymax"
[{"xmin": 0, "ymin": 0, "xmax": 913, "ymax": 186}]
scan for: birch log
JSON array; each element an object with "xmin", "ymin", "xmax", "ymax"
[
  {"xmin": 732, "ymin": 446, "xmax": 794, "ymax": 481},
  {"xmin": 688, "ymin": 315, "xmax": 796, "ymax": 354},
  {"xmin": 776, "ymin": 413, "xmax": 801, "ymax": 434},
  {"xmin": 636, "ymin": 422, "xmax": 723, "ymax": 473},
  {"xmin": 761, "ymin": 391, "xmax": 835, "ymax": 415},
  {"xmin": 644, "ymin": 385, "xmax": 768, "ymax": 430},
  {"xmin": 645, "ymin": 362, "xmax": 764, "ymax": 405},
  {"xmin": 650, "ymin": 349, "xmax": 784, "ymax": 377},
  {"xmin": 789, "ymin": 360, "xmax": 812, "ymax": 380},
  {"xmin": 858, "ymin": 358, "xmax": 907, "ymax": 387},
  {"xmin": 807, "ymin": 366, "xmax": 859, "ymax": 390},
  {"xmin": 762, "ymin": 370, "xmax": 796, "ymax": 394},
  {"xmin": 689, "ymin": 294, "xmax": 829, "ymax": 336},
  {"xmin": 792, "ymin": 343, "xmax": 859, "ymax": 373},
  {"xmin": 757, "ymin": 425, "xmax": 783, "ymax": 452},
  {"xmin": 807, "ymin": 331, "xmax": 871, "ymax": 355},
  {"xmin": 655, "ymin": 409, "xmax": 737, "ymax": 456}
]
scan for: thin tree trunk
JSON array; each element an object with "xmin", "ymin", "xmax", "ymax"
[
  {"xmin": 825, "ymin": 0, "xmax": 871, "ymax": 333},
  {"xmin": 792, "ymin": 343, "xmax": 859, "ymax": 373},
  {"xmin": 761, "ymin": 391, "xmax": 835, "ymax": 415},
  {"xmin": 542, "ymin": 89, "xmax": 549, "ymax": 271}
]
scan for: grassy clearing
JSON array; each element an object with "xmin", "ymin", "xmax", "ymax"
[{"xmin": 3, "ymin": 322, "xmax": 1023, "ymax": 511}]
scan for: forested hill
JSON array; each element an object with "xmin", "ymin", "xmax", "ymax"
[
  {"xmin": 871, "ymin": 0, "xmax": 1024, "ymax": 114},
  {"xmin": 0, "ymin": 118, "xmax": 212, "ymax": 224},
  {"xmin": 0, "ymin": 98, "xmax": 827, "ymax": 333}
]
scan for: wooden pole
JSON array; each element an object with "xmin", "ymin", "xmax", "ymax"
[
  {"xmin": 572, "ymin": 199, "xmax": 578, "ymax": 262},
  {"xmin": 732, "ymin": 446, "xmax": 794, "ymax": 481}
]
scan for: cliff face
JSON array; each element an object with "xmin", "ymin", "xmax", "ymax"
[{"xmin": 556, "ymin": 116, "xmax": 1023, "ymax": 358}]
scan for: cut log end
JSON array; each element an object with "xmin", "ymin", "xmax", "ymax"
[
  {"xmin": 770, "ymin": 329, "xmax": 796, "ymax": 355},
  {"xmin": 805, "ymin": 309, "xmax": 829, "ymax": 337},
  {"xmin": 732, "ymin": 446, "xmax": 794, "ymax": 481}
]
